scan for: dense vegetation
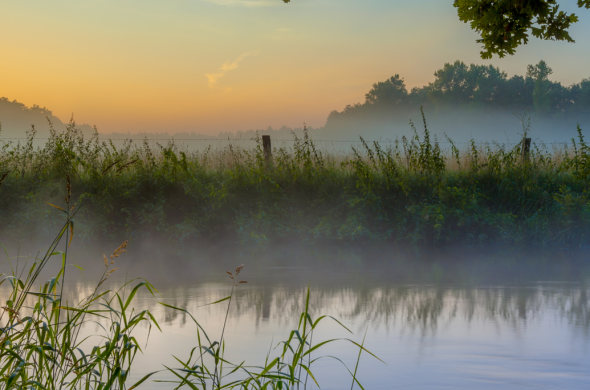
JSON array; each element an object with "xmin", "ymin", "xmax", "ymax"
[
  {"xmin": 327, "ymin": 60, "xmax": 590, "ymax": 125},
  {"xmin": 0, "ymin": 224, "xmax": 371, "ymax": 389},
  {"xmin": 2, "ymin": 113, "xmax": 590, "ymax": 247}
]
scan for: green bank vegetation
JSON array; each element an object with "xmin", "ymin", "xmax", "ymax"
[
  {"xmin": 0, "ymin": 206, "xmax": 375, "ymax": 388},
  {"xmin": 1, "ymin": 111, "xmax": 590, "ymax": 247}
]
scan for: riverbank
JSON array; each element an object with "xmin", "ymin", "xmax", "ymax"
[{"xmin": 2, "ymin": 121, "xmax": 590, "ymax": 247}]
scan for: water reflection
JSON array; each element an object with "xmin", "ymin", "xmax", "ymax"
[
  {"xmin": 3, "ymin": 249, "xmax": 590, "ymax": 389},
  {"xmin": 26, "ymin": 263, "xmax": 587, "ymax": 339},
  {"xmin": 142, "ymin": 280, "xmax": 589, "ymax": 337}
]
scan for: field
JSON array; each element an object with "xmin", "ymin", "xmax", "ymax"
[{"xmin": 2, "ymin": 115, "xmax": 590, "ymax": 247}]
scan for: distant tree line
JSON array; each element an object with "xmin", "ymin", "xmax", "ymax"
[
  {"xmin": 327, "ymin": 60, "xmax": 590, "ymax": 122},
  {"xmin": 0, "ymin": 97, "xmax": 54, "ymax": 117},
  {"xmin": 0, "ymin": 98, "xmax": 91, "ymax": 139},
  {"xmin": 0, "ymin": 96, "xmax": 316, "ymax": 140}
]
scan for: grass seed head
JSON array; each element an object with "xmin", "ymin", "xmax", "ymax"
[
  {"xmin": 106, "ymin": 267, "xmax": 119, "ymax": 276},
  {"xmin": 111, "ymin": 240, "xmax": 129, "ymax": 259}
]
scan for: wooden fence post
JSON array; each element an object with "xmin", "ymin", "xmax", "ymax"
[
  {"xmin": 262, "ymin": 135, "xmax": 271, "ymax": 161},
  {"xmin": 521, "ymin": 137, "xmax": 531, "ymax": 163}
]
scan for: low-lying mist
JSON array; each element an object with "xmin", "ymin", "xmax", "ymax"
[{"xmin": 3, "ymin": 59, "xmax": 589, "ymax": 150}]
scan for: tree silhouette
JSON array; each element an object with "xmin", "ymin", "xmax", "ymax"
[
  {"xmin": 327, "ymin": 60, "xmax": 590, "ymax": 117},
  {"xmin": 365, "ymin": 75, "xmax": 408, "ymax": 105},
  {"xmin": 455, "ymin": 0, "xmax": 589, "ymax": 58},
  {"xmin": 283, "ymin": 1, "xmax": 590, "ymax": 59}
]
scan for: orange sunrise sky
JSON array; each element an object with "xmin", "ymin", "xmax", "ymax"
[{"xmin": 2, "ymin": 0, "xmax": 590, "ymax": 134}]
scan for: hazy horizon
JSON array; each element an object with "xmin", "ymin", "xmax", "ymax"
[
  {"xmin": 2, "ymin": 60, "xmax": 590, "ymax": 145},
  {"xmin": 2, "ymin": 0, "xmax": 590, "ymax": 135}
]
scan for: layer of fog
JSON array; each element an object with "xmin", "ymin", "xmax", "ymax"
[
  {"xmin": 3, "ymin": 103, "xmax": 589, "ymax": 152},
  {"xmin": 3, "ymin": 240, "xmax": 590, "ymax": 337}
]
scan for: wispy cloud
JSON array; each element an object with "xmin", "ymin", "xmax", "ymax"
[
  {"xmin": 205, "ymin": 73, "xmax": 226, "ymax": 86},
  {"xmin": 266, "ymin": 27, "xmax": 298, "ymax": 41},
  {"xmin": 206, "ymin": 50, "xmax": 261, "ymax": 87},
  {"xmin": 200, "ymin": 0, "xmax": 277, "ymax": 7}
]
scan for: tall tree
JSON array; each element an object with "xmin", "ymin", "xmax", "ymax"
[
  {"xmin": 365, "ymin": 75, "xmax": 408, "ymax": 105},
  {"xmin": 454, "ymin": 0, "xmax": 590, "ymax": 59},
  {"xmin": 526, "ymin": 60, "xmax": 553, "ymax": 112},
  {"xmin": 283, "ymin": 1, "xmax": 589, "ymax": 59}
]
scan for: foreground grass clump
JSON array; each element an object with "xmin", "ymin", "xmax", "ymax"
[
  {"xmin": 2, "ymin": 114, "xmax": 590, "ymax": 246},
  {"xmin": 0, "ymin": 208, "xmax": 374, "ymax": 389}
]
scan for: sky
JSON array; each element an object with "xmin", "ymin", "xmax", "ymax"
[{"xmin": 1, "ymin": 0, "xmax": 590, "ymax": 134}]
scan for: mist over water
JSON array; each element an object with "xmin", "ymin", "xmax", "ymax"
[{"xmin": 4, "ymin": 242, "xmax": 590, "ymax": 389}]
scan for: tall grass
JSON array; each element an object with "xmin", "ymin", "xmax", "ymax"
[
  {"xmin": 0, "ymin": 180, "xmax": 377, "ymax": 388},
  {"xmin": 2, "ymin": 112, "xmax": 590, "ymax": 246}
]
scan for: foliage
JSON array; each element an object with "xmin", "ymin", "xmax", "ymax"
[
  {"xmin": 282, "ymin": 1, "xmax": 589, "ymax": 58},
  {"xmin": 0, "ymin": 197, "xmax": 375, "ymax": 389},
  {"xmin": 454, "ymin": 0, "xmax": 590, "ymax": 59},
  {"xmin": 3, "ymin": 115, "xmax": 590, "ymax": 247},
  {"xmin": 328, "ymin": 60, "xmax": 590, "ymax": 121},
  {"xmin": 365, "ymin": 75, "xmax": 409, "ymax": 105},
  {"xmin": 0, "ymin": 198, "xmax": 161, "ymax": 389}
]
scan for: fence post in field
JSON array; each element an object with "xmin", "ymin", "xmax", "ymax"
[
  {"xmin": 521, "ymin": 137, "xmax": 531, "ymax": 163},
  {"xmin": 262, "ymin": 135, "xmax": 272, "ymax": 162}
]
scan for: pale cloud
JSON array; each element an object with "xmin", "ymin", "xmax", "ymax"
[
  {"xmin": 206, "ymin": 50, "xmax": 261, "ymax": 87},
  {"xmin": 200, "ymin": 0, "xmax": 278, "ymax": 7},
  {"xmin": 205, "ymin": 73, "xmax": 225, "ymax": 86},
  {"xmin": 266, "ymin": 27, "xmax": 298, "ymax": 41}
]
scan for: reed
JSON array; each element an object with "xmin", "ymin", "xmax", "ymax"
[{"xmin": 0, "ymin": 180, "xmax": 377, "ymax": 389}]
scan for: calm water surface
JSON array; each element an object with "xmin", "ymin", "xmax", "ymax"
[{"xmin": 6, "ymin": 247, "xmax": 590, "ymax": 389}]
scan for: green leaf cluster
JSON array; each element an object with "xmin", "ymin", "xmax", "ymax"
[{"xmin": 454, "ymin": 0, "xmax": 590, "ymax": 58}]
